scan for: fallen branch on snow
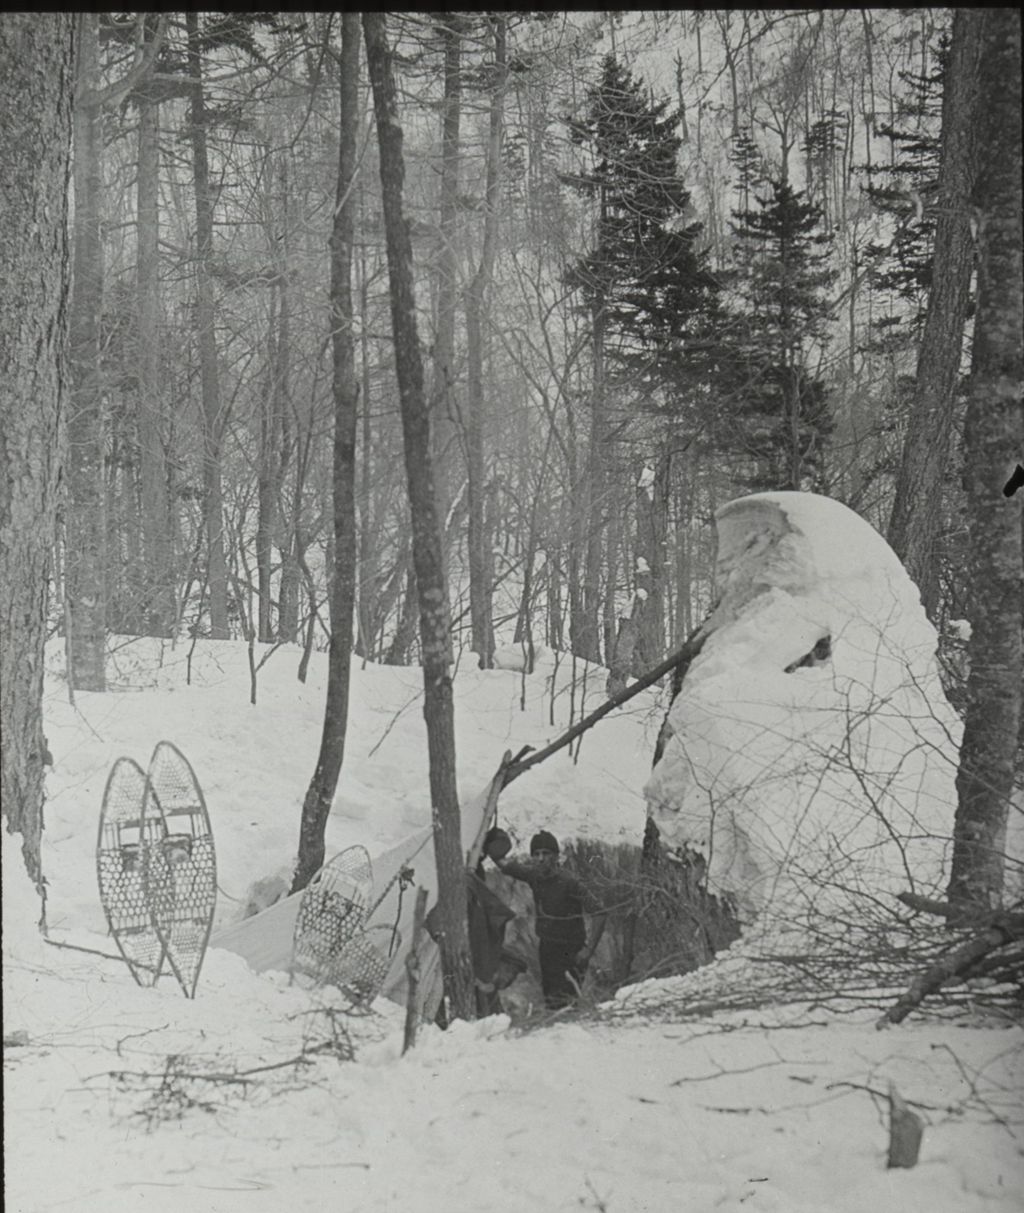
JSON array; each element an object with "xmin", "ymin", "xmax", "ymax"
[{"xmin": 878, "ymin": 903, "xmax": 1024, "ymax": 1028}]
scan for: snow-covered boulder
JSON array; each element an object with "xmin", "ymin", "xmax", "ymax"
[{"xmin": 645, "ymin": 492, "xmax": 960, "ymax": 923}]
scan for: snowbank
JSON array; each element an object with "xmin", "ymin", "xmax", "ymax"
[
  {"xmin": 2, "ymin": 626, "xmax": 1019, "ymax": 1213},
  {"xmin": 646, "ymin": 492, "xmax": 961, "ymax": 922}
]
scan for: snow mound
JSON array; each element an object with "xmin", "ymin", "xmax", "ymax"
[{"xmin": 646, "ymin": 492, "xmax": 960, "ymax": 923}]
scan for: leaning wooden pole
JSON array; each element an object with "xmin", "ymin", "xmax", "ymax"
[
  {"xmin": 501, "ymin": 629, "xmax": 709, "ymax": 788},
  {"xmin": 402, "ymin": 887, "xmax": 429, "ymax": 1055}
]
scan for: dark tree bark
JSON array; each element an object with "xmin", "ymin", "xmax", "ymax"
[
  {"xmin": 185, "ymin": 11, "xmax": 229, "ymax": 639},
  {"xmin": 363, "ymin": 11, "xmax": 475, "ymax": 1022},
  {"xmin": 947, "ymin": 9, "xmax": 1023, "ymax": 918},
  {"xmin": 292, "ymin": 13, "xmax": 362, "ymax": 893},
  {"xmin": 464, "ymin": 15, "xmax": 506, "ymax": 670},
  {"xmin": 67, "ymin": 14, "xmax": 108, "ymax": 690},
  {"xmin": 0, "ymin": 13, "xmax": 76, "ymax": 882},
  {"xmin": 887, "ymin": 9, "xmax": 986, "ymax": 617}
]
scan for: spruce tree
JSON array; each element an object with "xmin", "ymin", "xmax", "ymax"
[
  {"xmin": 721, "ymin": 177, "xmax": 836, "ymax": 490},
  {"xmin": 861, "ymin": 30, "xmax": 948, "ymax": 355},
  {"xmin": 563, "ymin": 53, "xmax": 718, "ymax": 377},
  {"xmin": 561, "ymin": 53, "xmax": 719, "ymax": 664}
]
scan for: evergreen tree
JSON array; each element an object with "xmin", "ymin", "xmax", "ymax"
[
  {"xmin": 563, "ymin": 53, "xmax": 718, "ymax": 373},
  {"xmin": 861, "ymin": 31, "xmax": 948, "ymax": 354},
  {"xmin": 729, "ymin": 127, "xmax": 767, "ymax": 216},
  {"xmin": 560, "ymin": 53, "xmax": 719, "ymax": 664},
  {"xmin": 721, "ymin": 177, "xmax": 837, "ymax": 490}
]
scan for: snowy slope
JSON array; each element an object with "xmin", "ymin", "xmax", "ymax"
[
  {"xmin": 38, "ymin": 639, "xmax": 660, "ymax": 941},
  {"xmin": 646, "ymin": 493, "xmax": 964, "ymax": 923},
  {"xmin": 3, "ymin": 519, "xmax": 1022, "ymax": 1212}
]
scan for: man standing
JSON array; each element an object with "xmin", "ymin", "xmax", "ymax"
[{"xmin": 485, "ymin": 829, "xmax": 606, "ymax": 1010}]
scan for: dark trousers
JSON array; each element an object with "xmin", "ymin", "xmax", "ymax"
[{"xmin": 538, "ymin": 940, "xmax": 584, "ymax": 1009}]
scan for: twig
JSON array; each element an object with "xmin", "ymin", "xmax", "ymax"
[{"xmin": 43, "ymin": 936, "xmax": 158, "ymax": 973}]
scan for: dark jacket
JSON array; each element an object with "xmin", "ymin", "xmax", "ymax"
[{"xmin": 500, "ymin": 860, "xmax": 597, "ymax": 951}]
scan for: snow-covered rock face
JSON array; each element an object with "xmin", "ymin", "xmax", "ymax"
[{"xmin": 645, "ymin": 492, "xmax": 960, "ymax": 923}]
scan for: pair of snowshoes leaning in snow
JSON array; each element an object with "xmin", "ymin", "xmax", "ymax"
[
  {"xmin": 97, "ymin": 741, "xmax": 216, "ymax": 999},
  {"xmin": 290, "ymin": 844, "xmax": 405, "ymax": 1005}
]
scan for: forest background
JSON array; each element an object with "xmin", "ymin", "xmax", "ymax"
[{"xmin": 1, "ymin": 9, "xmax": 1021, "ymax": 1019}]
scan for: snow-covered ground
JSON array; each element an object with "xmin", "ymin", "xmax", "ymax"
[{"xmin": 4, "ymin": 633, "xmax": 1021, "ymax": 1213}]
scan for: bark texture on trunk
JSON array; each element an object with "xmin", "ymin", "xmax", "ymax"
[
  {"xmin": 887, "ymin": 9, "xmax": 986, "ymax": 618},
  {"xmin": 67, "ymin": 13, "xmax": 108, "ymax": 690},
  {"xmin": 430, "ymin": 14, "xmax": 462, "ymax": 533},
  {"xmin": 363, "ymin": 11, "xmax": 475, "ymax": 1021},
  {"xmin": 948, "ymin": 9, "xmax": 1023, "ymax": 917},
  {"xmin": 186, "ymin": 11, "xmax": 229, "ymax": 639},
  {"xmin": 465, "ymin": 15, "xmax": 506, "ymax": 670},
  {"xmin": 0, "ymin": 13, "xmax": 76, "ymax": 881},
  {"xmin": 136, "ymin": 65, "xmax": 175, "ymax": 638},
  {"xmin": 293, "ymin": 13, "xmax": 362, "ymax": 892}
]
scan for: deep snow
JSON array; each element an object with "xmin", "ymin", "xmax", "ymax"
[
  {"xmin": 4, "ymin": 489, "xmax": 1023, "ymax": 1211},
  {"xmin": 646, "ymin": 493, "xmax": 970, "ymax": 921}
]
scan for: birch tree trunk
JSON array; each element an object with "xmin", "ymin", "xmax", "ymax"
[
  {"xmin": 0, "ymin": 12, "xmax": 76, "ymax": 882},
  {"xmin": 363, "ymin": 11, "xmax": 475, "ymax": 1022},
  {"xmin": 887, "ymin": 9, "xmax": 986, "ymax": 617},
  {"xmin": 947, "ymin": 9, "xmax": 1023, "ymax": 918},
  {"xmin": 292, "ymin": 12, "xmax": 362, "ymax": 892}
]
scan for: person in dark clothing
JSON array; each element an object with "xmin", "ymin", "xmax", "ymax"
[
  {"xmin": 425, "ymin": 854, "xmax": 525, "ymax": 1018},
  {"xmin": 484, "ymin": 829, "xmax": 606, "ymax": 1010}
]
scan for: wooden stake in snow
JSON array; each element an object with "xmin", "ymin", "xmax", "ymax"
[
  {"xmin": 887, "ymin": 1082, "xmax": 924, "ymax": 1168},
  {"xmin": 402, "ymin": 887, "xmax": 429, "ymax": 1056}
]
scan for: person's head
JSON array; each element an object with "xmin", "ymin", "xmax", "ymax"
[{"xmin": 530, "ymin": 830, "xmax": 559, "ymax": 873}]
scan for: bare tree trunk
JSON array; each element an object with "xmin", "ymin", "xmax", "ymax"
[
  {"xmin": 637, "ymin": 452, "xmax": 668, "ymax": 671},
  {"xmin": 887, "ymin": 9, "xmax": 986, "ymax": 617},
  {"xmin": 256, "ymin": 278, "xmax": 281, "ymax": 642},
  {"xmin": 547, "ymin": 537, "xmax": 565, "ymax": 651},
  {"xmin": 431, "ymin": 14, "xmax": 462, "ymax": 533},
  {"xmin": 67, "ymin": 14, "xmax": 107, "ymax": 690},
  {"xmin": 947, "ymin": 9, "xmax": 1023, "ymax": 919},
  {"xmin": 292, "ymin": 12, "xmax": 362, "ymax": 893},
  {"xmin": 384, "ymin": 564, "xmax": 419, "ymax": 665},
  {"xmin": 580, "ymin": 303, "xmax": 607, "ymax": 664},
  {"xmin": 464, "ymin": 15, "xmax": 506, "ymax": 670},
  {"xmin": 186, "ymin": 11, "xmax": 229, "ymax": 639},
  {"xmin": 355, "ymin": 228, "xmax": 376, "ymax": 658},
  {"xmin": 0, "ymin": 12, "xmax": 76, "ymax": 883},
  {"xmin": 135, "ymin": 54, "xmax": 174, "ymax": 638},
  {"xmin": 273, "ymin": 153, "xmax": 299, "ymax": 645},
  {"xmin": 363, "ymin": 11, "xmax": 475, "ymax": 1022}
]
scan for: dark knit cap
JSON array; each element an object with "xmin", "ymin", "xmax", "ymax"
[{"xmin": 530, "ymin": 830, "xmax": 559, "ymax": 855}]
